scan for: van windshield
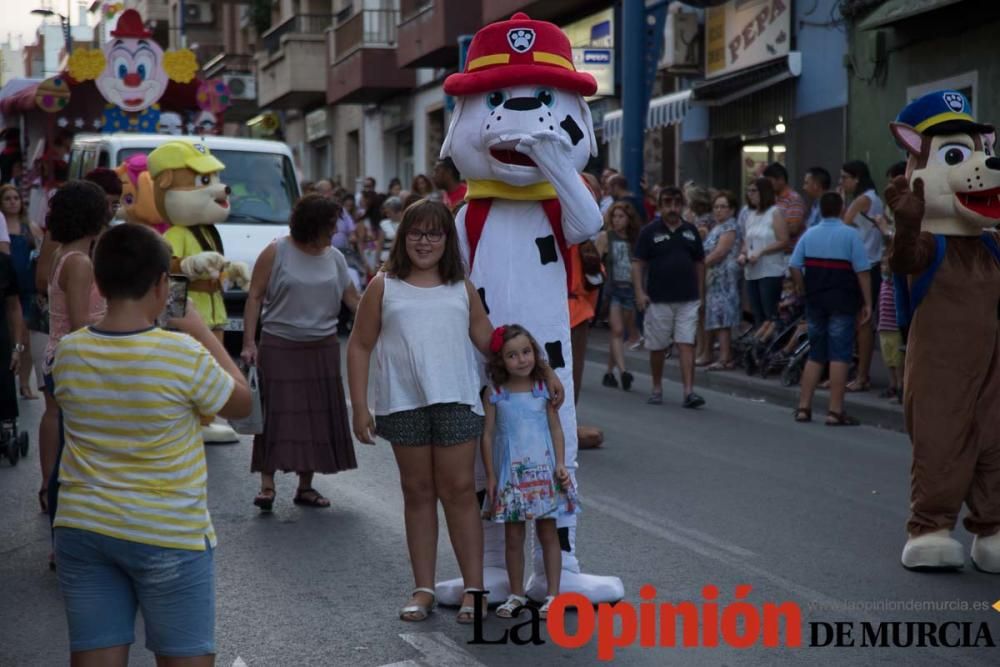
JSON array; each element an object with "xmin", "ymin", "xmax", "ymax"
[{"xmin": 118, "ymin": 148, "xmax": 297, "ymax": 224}]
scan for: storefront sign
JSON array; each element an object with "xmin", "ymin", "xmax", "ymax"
[
  {"xmin": 305, "ymin": 108, "xmax": 328, "ymax": 142},
  {"xmin": 705, "ymin": 0, "xmax": 790, "ymax": 79},
  {"xmin": 562, "ymin": 8, "xmax": 615, "ymax": 96}
]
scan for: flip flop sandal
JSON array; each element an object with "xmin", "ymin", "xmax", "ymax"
[
  {"xmin": 293, "ymin": 488, "xmax": 330, "ymax": 508},
  {"xmin": 496, "ymin": 594, "xmax": 528, "ymax": 619},
  {"xmin": 846, "ymin": 379, "xmax": 871, "ymax": 393},
  {"xmin": 794, "ymin": 408, "xmax": 812, "ymax": 423},
  {"xmin": 825, "ymin": 411, "xmax": 860, "ymax": 426},
  {"xmin": 399, "ymin": 587, "xmax": 436, "ymax": 622},
  {"xmin": 253, "ymin": 487, "xmax": 276, "ymax": 512}
]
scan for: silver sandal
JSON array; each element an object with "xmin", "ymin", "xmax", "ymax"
[
  {"xmin": 539, "ymin": 595, "xmax": 556, "ymax": 619},
  {"xmin": 496, "ymin": 594, "xmax": 528, "ymax": 618},
  {"xmin": 399, "ymin": 587, "xmax": 436, "ymax": 622},
  {"xmin": 457, "ymin": 587, "xmax": 486, "ymax": 624}
]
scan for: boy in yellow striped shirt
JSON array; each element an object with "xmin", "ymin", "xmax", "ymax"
[{"xmin": 52, "ymin": 224, "xmax": 250, "ymax": 667}]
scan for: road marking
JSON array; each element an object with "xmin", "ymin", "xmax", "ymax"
[
  {"xmin": 232, "ymin": 658, "xmax": 247, "ymax": 667},
  {"xmin": 377, "ymin": 632, "xmax": 487, "ymax": 667},
  {"xmin": 587, "ymin": 492, "xmax": 757, "ymax": 558}
]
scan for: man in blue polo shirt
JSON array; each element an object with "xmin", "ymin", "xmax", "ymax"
[{"xmin": 790, "ymin": 192, "xmax": 871, "ymax": 426}]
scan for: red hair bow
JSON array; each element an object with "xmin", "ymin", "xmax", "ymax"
[{"xmin": 489, "ymin": 326, "xmax": 507, "ymax": 354}]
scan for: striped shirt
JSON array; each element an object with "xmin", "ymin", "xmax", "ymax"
[
  {"xmin": 877, "ymin": 278, "xmax": 898, "ymax": 332},
  {"xmin": 778, "ymin": 187, "xmax": 807, "ymax": 249},
  {"xmin": 52, "ymin": 327, "xmax": 235, "ymax": 551}
]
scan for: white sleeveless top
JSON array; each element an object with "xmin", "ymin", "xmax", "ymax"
[
  {"xmin": 743, "ymin": 206, "xmax": 788, "ymax": 280},
  {"xmin": 372, "ymin": 276, "xmax": 484, "ymax": 416},
  {"xmin": 856, "ymin": 189, "xmax": 885, "ymax": 266}
]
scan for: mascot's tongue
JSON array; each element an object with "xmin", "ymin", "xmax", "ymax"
[
  {"xmin": 490, "ymin": 147, "xmax": 536, "ymax": 167},
  {"xmin": 958, "ymin": 187, "xmax": 1000, "ymax": 218}
]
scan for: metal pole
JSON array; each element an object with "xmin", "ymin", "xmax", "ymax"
[
  {"xmin": 622, "ymin": 0, "xmax": 644, "ymax": 205},
  {"xmin": 64, "ymin": 0, "xmax": 72, "ymax": 54}
]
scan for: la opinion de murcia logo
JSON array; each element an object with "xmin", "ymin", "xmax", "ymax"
[{"xmin": 508, "ymin": 28, "xmax": 535, "ymax": 53}]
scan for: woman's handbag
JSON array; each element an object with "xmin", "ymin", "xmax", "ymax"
[{"xmin": 229, "ymin": 365, "xmax": 264, "ymax": 435}]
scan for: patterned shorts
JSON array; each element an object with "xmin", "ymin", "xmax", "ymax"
[{"xmin": 375, "ymin": 403, "xmax": 484, "ymax": 446}]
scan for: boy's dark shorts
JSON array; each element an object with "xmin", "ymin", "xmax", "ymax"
[{"xmin": 375, "ymin": 403, "xmax": 483, "ymax": 446}]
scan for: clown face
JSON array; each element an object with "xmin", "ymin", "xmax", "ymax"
[
  {"xmin": 96, "ymin": 37, "xmax": 169, "ymax": 113},
  {"xmin": 442, "ymin": 85, "xmax": 596, "ymax": 187}
]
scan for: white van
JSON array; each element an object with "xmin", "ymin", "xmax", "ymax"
[{"xmin": 69, "ymin": 133, "xmax": 300, "ymax": 353}]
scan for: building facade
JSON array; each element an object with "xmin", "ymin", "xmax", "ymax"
[{"xmin": 843, "ymin": 0, "xmax": 999, "ymax": 182}]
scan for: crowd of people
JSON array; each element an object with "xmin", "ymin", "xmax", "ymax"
[
  {"xmin": 1, "ymin": 145, "xmax": 908, "ymax": 663},
  {"xmin": 583, "ymin": 160, "xmax": 903, "ymax": 424}
]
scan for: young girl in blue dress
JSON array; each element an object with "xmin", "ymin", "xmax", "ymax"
[{"xmin": 482, "ymin": 324, "xmax": 577, "ymax": 619}]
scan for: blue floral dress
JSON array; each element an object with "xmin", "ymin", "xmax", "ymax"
[
  {"xmin": 485, "ymin": 382, "xmax": 578, "ymax": 522},
  {"xmin": 704, "ymin": 217, "xmax": 742, "ymax": 329}
]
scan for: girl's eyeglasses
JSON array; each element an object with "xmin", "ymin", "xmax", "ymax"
[{"xmin": 406, "ymin": 229, "xmax": 445, "ymax": 243}]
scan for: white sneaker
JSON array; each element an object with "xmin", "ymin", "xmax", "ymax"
[
  {"xmin": 628, "ymin": 337, "xmax": 644, "ymax": 351},
  {"xmin": 900, "ymin": 530, "xmax": 964, "ymax": 570},
  {"xmin": 971, "ymin": 533, "xmax": 1000, "ymax": 573}
]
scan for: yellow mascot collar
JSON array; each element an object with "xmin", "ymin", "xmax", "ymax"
[{"xmin": 466, "ymin": 179, "xmax": 557, "ymax": 201}]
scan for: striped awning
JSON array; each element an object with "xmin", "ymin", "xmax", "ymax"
[{"xmin": 601, "ymin": 89, "xmax": 692, "ymax": 143}]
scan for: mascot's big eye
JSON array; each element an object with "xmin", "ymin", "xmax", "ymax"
[
  {"xmin": 937, "ymin": 143, "xmax": 972, "ymax": 166},
  {"xmin": 534, "ymin": 88, "xmax": 555, "ymax": 107},
  {"xmin": 114, "ymin": 57, "xmax": 129, "ymax": 79},
  {"xmin": 124, "ymin": 194, "xmax": 134, "ymax": 205},
  {"xmin": 486, "ymin": 91, "xmax": 506, "ymax": 109},
  {"xmin": 137, "ymin": 64, "xmax": 147, "ymax": 81},
  {"xmin": 200, "ymin": 175, "xmax": 211, "ymax": 186}
]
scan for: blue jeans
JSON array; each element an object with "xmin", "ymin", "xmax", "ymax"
[
  {"xmin": 746, "ymin": 276, "xmax": 783, "ymax": 326},
  {"xmin": 806, "ymin": 308, "xmax": 856, "ymax": 364},
  {"xmin": 55, "ymin": 528, "xmax": 215, "ymax": 656}
]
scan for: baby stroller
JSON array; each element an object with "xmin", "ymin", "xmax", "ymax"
[
  {"xmin": 780, "ymin": 335, "xmax": 811, "ymax": 387},
  {"xmin": 757, "ymin": 314, "xmax": 808, "ymax": 379},
  {"xmin": 0, "ymin": 348, "xmax": 29, "ymax": 466}
]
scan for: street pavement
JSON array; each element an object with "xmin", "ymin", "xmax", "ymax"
[{"xmin": 1, "ymin": 339, "xmax": 999, "ymax": 667}]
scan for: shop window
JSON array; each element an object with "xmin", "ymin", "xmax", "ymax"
[{"xmin": 741, "ymin": 142, "xmax": 785, "ymax": 194}]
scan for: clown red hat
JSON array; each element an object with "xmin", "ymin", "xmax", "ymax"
[
  {"xmin": 112, "ymin": 9, "xmax": 153, "ymax": 39},
  {"xmin": 444, "ymin": 13, "xmax": 597, "ymax": 97}
]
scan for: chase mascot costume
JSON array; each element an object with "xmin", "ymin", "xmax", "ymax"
[
  {"xmin": 148, "ymin": 140, "xmax": 243, "ymax": 443},
  {"xmin": 436, "ymin": 13, "xmax": 624, "ymax": 604},
  {"xmin": 887, "ymin": 91, "xmax": 1000, "ymax": 572}
]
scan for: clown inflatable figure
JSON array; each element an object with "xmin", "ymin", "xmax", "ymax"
[
  {"xmin": 887, "ymin": 91, "xmax": 1000, "ymax": 572},
  {"xmin": 148, "ymin": 141, "xmax": 244, "ymax": 444},
  {"xmin": 435, "ymin": 13, "xmax": 624, "ymax": 605}
]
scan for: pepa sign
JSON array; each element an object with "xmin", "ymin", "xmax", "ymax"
[{"xmin": 705, "ymin": 0, "xmax": 790, "ymax": 79}]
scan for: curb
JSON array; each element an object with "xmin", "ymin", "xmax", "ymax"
[{"xmin": 583, "ymin": 330, "xmax": 906, "ymax": 433}]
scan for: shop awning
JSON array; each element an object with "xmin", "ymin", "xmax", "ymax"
[
  {"xmin": 0, "ymin": 79, "xmax": 42, "ymax": 116},
  {"xmin": 860, "ymin": 0, "xmax": 965, "ymax": 31},
  {"xmin": 691, "ymin": 53, "xmax": 801, "ymax": 107},
  {"xmin": 601, "ymin": 89, "xmax": 692, "ymax": 143}
]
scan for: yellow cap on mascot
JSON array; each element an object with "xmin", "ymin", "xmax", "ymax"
[{"xmin": 148, "ymin": 141, "xmax": 224, "ymax": 178}]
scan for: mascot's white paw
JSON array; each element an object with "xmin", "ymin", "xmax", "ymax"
[
  {"xmin": 435, "ymin": 568, "xmax": 510, "ymax": 606},
  {"xmin": 202, "ymin": 422, "xmax": 239, "ymax": 445},
  {"xmin": 971, "ymin": 533, "xmax": 1000, "ymax": 573},
  {"xmin": 526, "ymin": 570, "xmax": 625, "ymax": 604},
  {"xmin": 180, "ymin": 251, "xmax": 227, "ymax": 280},
  {"xmin": 901, "ymin": 530, "xmax": 964, "ymax": 570},
  {"xmin": 225, "ymin": 261, "xmax": 251, "ymax": 290}
]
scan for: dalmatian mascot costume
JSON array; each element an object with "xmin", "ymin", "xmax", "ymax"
[{"xmin": 435, "ymin": 13, "xmax": 624, "ymax": 604}]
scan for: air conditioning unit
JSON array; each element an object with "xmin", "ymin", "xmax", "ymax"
[
  {"xmin": 185, "ymin": 1, "xmax": 215, "ymax": 26},
  {"xmin": 223, "ymin": 74, "xmax": 256, "ymax": 101}
]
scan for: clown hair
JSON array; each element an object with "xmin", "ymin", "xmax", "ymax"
[{"xmin": 486, "ymin": 323, "xmax": 549, "ymax": 386}]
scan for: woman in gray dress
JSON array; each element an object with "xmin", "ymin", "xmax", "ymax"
[{"xmin": 702, "ymin": 191, "xmax": 742, "ymax": 369}]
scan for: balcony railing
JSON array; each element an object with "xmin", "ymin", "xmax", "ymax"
[
  {"xmin": 400, "ymin": 0, "xmax": 433, "ymax": 23},
  {"xmin": 202, "ymin": 53, "xmax": 255, "ymax": 78},
  {"xmin": 261, "ymin": 14, "xmax": 333, "ymax": 55},
  {"xmin": 334, "ymin": 9, "xmax": 400, "ymax": 62}
]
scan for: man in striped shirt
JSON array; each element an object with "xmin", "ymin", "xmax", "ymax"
[
  {"xmin": 52, "ymin": 224, "xmax": 250, "ymax": 666},
  {"xmin": 765, "ymin": 162, "xmax": 807, "ymax": 251},
  {"xmin": 789, "ymin": 192, "xmax": 871, "ymax": 426}
]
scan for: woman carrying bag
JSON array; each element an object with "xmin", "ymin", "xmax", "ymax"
[{"xmin": 241, "ymin": 195, "xmax": 361, "ymax": 511}]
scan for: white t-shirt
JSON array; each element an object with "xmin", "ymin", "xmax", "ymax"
[{"xmin": 0, "ymin": 212, "xmax": 9, "ymax": 244}]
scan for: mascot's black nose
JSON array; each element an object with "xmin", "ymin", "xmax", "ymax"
[
  {"xmin": 503, "ymin": 97, "xmax": 543, "ymax": 111},
  {"xmin": 986, "ymin": 157, "xmax": 1000, "ymax": 171},
  {"xmin": 224, "ymin": 185, "xmax": 232, "ymax": 194}
]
